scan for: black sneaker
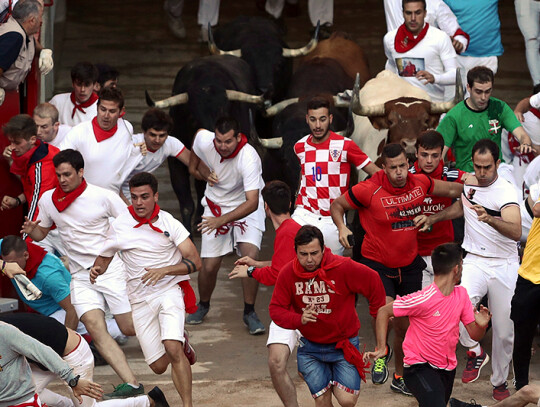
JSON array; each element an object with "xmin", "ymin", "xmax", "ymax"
[
  {"xmin": 390, "ymin": 374, "xmax": 413, "ymax": 396},
  {"xmin": 449, "ymin": 398, "xmax": 480, "ymax": 407},
  {"xmin": 371, "ymin": 345, "xmax": 393, "ymax": 384},
  {"xmin": 186, "ymin": 302, "xmax": 209, "ymax": 325},
  {"xmin": 148, "ymin": 386, "xmax": 170, "ymax": 407}
]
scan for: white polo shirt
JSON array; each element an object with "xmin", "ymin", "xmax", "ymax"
[
  {"xmin": 192, "ymin": 130, "xmax": 264, "ymax": 208},
  {"xmin": 61, "ymin": 119, "xmax": 141, "ymax": 193},
  {"xmin": 37, "ymin": 183, "xmax": 127, "ymax": 274},
  {"xmin": 49, "ymin": 92, "xmax": 98, "ymax": 127},
  {"xmin": 100, "ymin": 209, "xmax": 191, "ymax": 302}
]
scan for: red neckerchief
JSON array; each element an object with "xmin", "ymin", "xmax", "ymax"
[
  {"xmin": 214, "ymin": 133, "xmax": 248, "ymax": 163},
  {"xmin": 395, "ymin": 23, "xmax": 429, "ymax": 53},
  {"xmin": 70, "ymin": 92, "xmax": 98, "ymax": 119},
  {"xmin": 91, "ymin": 116, "xmax": 118, "ymax": 143},
  {"xmin": 292, "ymin": 247, "xmax": 345, "ymax": 294},
  {"xmin": 52, "ymin": 179, "xmax": 87, "ymax": 212},
  {"xmin": 530, "ymin": 107, "xmax": 540, "ymax": 120},
  {"xmin": 452, "ymin": 28, "xmax": 470, "ymax": 52},
  {"xmin": 179, "ymin": 281, "xmax": 197, "ymax": 314},
  {"xmin": 128, "ymin": 204, "xmax": 163, "ymax": 233},
  {"xmin": 24, "ymin": 241, "xmax": 47, "ymax": 279},
  {"xmin": 205, "ymin": 197, "xmax": 247, "ymax": 236},
  {"xmin": 413, "ymin": 160, "xmax": 443, "ymax": 180},
  {"xmin": 10, "ymin": 139, "xmax": 41, "ymax": 176}
]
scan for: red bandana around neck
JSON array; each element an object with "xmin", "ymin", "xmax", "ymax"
[
  {"xmin": 70, "ymin": 91, "xmax": 98, "ymax": 119},
  {"xmin": 91, "ymin": 116, "xmax": 118, "ymax": 143},
  {"xmin": 395, "ymin": 23, "xmax": 429, "ymax": 53},
  {"xmin": 10, "ymin": 139, "xmax": 41, "ymax": 176},
  {"xmin": 52, "ymin": 179, "xmax": 87, "ymax": 212},
  {"xmin": 24, "ymin": 241, "xmax": 47, "ymax": 280},
  {"xmin": 214, "ymin": 133, "xmax": 248, "ymax": 163},
  {"xmin": 292, "ymin": 247, "xmax": 345, "ymax": 294},
  {"xmin": 128, "ymin": 204, "xmax": 163, "ymax": 233}
]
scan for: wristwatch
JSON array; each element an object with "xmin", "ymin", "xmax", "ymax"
[
  {"xmin": 247, "ymin": 266, "xmax": 256, "ymax": 278},
  {"xmin": 68, "ymin": 375, "xmax": 80, "ymax": 388}
]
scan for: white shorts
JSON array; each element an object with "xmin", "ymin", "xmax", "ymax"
[
  {"xmin": 200, "ymin": 203, "xmax": 264, "ymax": 258},
  {"xmin": 132, "ymin": 285, "xmax": 186, "ymax": 365},
  {"xmin": 266, "ymin": 321, "xmax": 301, "ymax": 354},
  {"xmin": 292, "ymin": 207, "xmax": 344, "ymax": 256},
  {"xmin": 70, "ymin": 258, "xmax": 131, "ymax": 318}
]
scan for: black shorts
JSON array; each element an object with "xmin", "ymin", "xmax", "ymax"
[
  {"xmin": 360, "ymin": 256, "xmax": 425, "ymax": 299},
  {"xmin": 404, "ymin": 364, "xmax": 456, "ymax": 407}
]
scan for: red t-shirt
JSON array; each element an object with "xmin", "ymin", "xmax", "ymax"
[
  {"xmin": 252, "ymin": 218, "xmax": 301, "ymax": 286},
  {"xmin": 345, "ymin": 171, "xmax": 434, "ymax": 268},
  {"xmin": 409, "ymin": 161, "xmax": 465, "ymax": 256},
  {"xmin": 269, "ymin": 249, "xmax": 386, "ymax": 344}
]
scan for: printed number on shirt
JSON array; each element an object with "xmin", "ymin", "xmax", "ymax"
[{"xmin": 311, "ymin": 166, "xmax": 322, "ymax": 182}]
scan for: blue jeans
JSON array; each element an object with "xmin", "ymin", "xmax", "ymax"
[{"xmin": 297, "ymin": 336, "xmax": 361, "ymax": 398}]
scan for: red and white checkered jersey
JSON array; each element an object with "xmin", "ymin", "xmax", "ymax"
[{"xmin": 294, "ymin": 131, "xmax": 371, "ymax": 216}]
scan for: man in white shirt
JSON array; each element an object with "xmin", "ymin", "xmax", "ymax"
[
  {"xmin": 21, "ymin": 149, "xmax": 144, "ymax": 400},
  {"xmin": 49, "ymin": 62, "xmax": 99, "ymax": 127},
  {"xmin": 91, "ymin": 172, "xmax": 200, "ymax": 407},
  {"xmin": 383, "ymin": 0, "xmax": 457, "ymax": 102},
  {"xmin": 186, "ymin": 117, "xmax": 266, "ymax": 335},
  {"xmin": 33, "ymin": 102, "xmax": 71, "ymax": 148}
]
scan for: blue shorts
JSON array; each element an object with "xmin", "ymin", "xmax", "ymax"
[{"xmin": 297, "ymin": 336, "xmax": 361, "ymax": 398}]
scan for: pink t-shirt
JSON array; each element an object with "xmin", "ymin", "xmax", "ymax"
[{"xmin": 393, "ymin": 284, "xmax": 475, "ymax": 370}]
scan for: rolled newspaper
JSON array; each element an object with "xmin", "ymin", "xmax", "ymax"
[{"xmin": 13, "ymin": 274, "xmax": 42, "ymax": 301}]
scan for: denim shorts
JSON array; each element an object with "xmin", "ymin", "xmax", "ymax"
[{"xmin": 297, "ymin": 336, "xmax": 361, "ymax": 398}]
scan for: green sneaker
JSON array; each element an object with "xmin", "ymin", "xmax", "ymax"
[
  {"xmin": 371, "ymin": 345, "xmax": 392, "ymax": 384},
  {"xmin": 102, "ymin": 383, "xmax": 144, "ymax": 400}
]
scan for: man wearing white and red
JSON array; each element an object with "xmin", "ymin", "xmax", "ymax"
[
  {"xmin": 91, "ymin": 172, "xmax": 200, "ymax": 407},
  {"xmin": 269, "ymin": 225, "xmax": 386, "ymax": 406},
  {"xmin": 61, "ymin": 86, "xmax": 142, "ymax": 194},
  {"xmin": 384, "ymin": 0, "xmax": 457, "ymax": 102},
  {"xmin": 187, "ymin": 116, "xmax": 266, "ymax": 335},
  {"xmin": 409, "ymin": 130, "xmax": 468, "ymax": 287},
  {"xmin": 416, "ymin": 139, "xmax": 522, "ymax": 401},
  {"xmin": 331, "ymin": 143, "xmax": 463, "ymax": 395},
  {"xmin": 21, "ymin": 149, "xmax": 144, "ymax": 400},
  {"xmin": 49, "ymin": 62, "xmax": 99, "ymax": 127},
  {"xmin": 293, "ymin": 96, "xmax": 378, "ymax": 256},
  {"xmin": 365, "ymin": 243, "xmax": 490, "ymax": 407},
  {"xmin": 229, "ymin": 180, "xmax": 302, "ymax": 407}
]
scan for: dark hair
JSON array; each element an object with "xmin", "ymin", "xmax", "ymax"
[
  {"xmin": 71, "ymin": 62, "xmax": 99, "ymax": 85},
  {"xmin": 215, "ymin": 117, "xmax": 239, "ymax": 137},
  {"xmin": 381, "ymin": 143, "xmax": 406, "ymax": 163},
  {"xmin": 467, "ymin": 66, "xmax": 494, "ymax": 88},
  {"xmin": 3, "ymin": 114, "xmax": 37, "ymax": 140},
  {"xmin": 1, "ymin": 235, "xmax": 27, "ymax": 256},
  {"xmin": 416, "ymin": 130, "xmax": 444, "ymax": 151},
  {"xmin": 95, "ymin": 63, "xmax": 119, "ymax": 87},
  {"xmin": 306, "ymin": 95, "xmax": 330, "ymax": 112},
  {"xmin": 402, "ymin": 0, "xmax": 426, "ymax": 9},
  {"xmin": 141, "ymin": 108, "xmax": 173, "ymax": 133},
  {"xmin": 262, "ymin": 181, "xmax": 291, "ymax": 215},
  {"xmin": 53, "ymin": 149, "xmax": 85, "ymax": 171},
  {"xmin": 431, "ymin": 243, "xmax": 462, "ymax": 276},
  {"xmin": 294, "ymin": 225, "xmax": 324, "ymax": 251},
  {"xmin": 12, "ymin": 0, "xmax": 42, "ymax": 23},
  {"xmin": 129, "ymin": 172, "xmax": 158, "ymax": 194},
  {"xmin": 98, "ymin": 86, "xmax": 125, "ymax": 110},
  {"xmin": 472, "ymin": 138, "xmax": 499, "ymax": 162}
]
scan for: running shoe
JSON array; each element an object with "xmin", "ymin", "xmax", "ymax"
[
  {"xmin": 371, "ymin": 345, "xmax": 393, "ymax": 384},
  {"xmin": 103, "ymin": 383, "xmax": 144, "ymax": 400},
  {"xmin": 390, "ymin": 373, "xmax": 413, "ymax": 396},
  {"xmin": 183, "ymin": 330, "xmax": 197, "ymax": 365},
  {"xmin": 449, "ymin": 398, "xmax": 480, "ymax": 407},
  {"xmin": 148, "ymin": 386, "xmax": 170, "ymax": 407},
  {"xmin": 462, "ymin": 347, "xmax": 490, "ymax": 383},
  {"xmin": 243, "ymin": 311, "xmax": 266, "ymax": 335},
  {"xmin": 493, "ymin": 382, "xmax": 510, "ymax": 401},
  {"xmin": 186, "ymin": 302, "xmax": 209, "ymax": 325}
]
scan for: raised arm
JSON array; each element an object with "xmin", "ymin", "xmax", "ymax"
[
  {"xmin": 431, "ymin": 178, "xmax": 464, "ymax": 198},
  {"xmin": 21, "ymin": 217, "xmax": 50, "ymax": 241}
]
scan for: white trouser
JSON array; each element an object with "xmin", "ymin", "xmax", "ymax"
[
  {"xmin": 515, "ymin": 0, "xmax": 540, "ymax": 85},
  {"xmin": 421, "ymin": 255, "xmax": 434, "ymax": 288},
  {"xmin": 163, "ymin": 0, "xmax": 220, "ymax": 26},
  {"xmin": 458, "ymin": 253, "xmax": 519, "ymax": 387},
  {"xmin": 265, "ymin": 0, "xmax": 333, "ymax": 26},
  {"xmin": 292, "ymin": 207, "xmax": 344, "ymax": 255}
]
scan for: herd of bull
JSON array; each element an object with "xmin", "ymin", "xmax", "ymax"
[{"xmin": 144, "ymin": 16, "xmax": 463, "ymax": 231}]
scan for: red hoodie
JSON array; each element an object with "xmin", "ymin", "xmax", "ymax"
[{"xmin": 269, "ymin": 248, "xmax": 386, "ymax": 344}]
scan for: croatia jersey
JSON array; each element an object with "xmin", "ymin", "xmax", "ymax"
[{"xmin": 294, "ymin": 131, "xmax": 371, "ymax": 216}]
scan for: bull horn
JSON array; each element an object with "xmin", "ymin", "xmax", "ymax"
[
  {"xmin": 225, "ymin": 90, "xmax": 265, "ymax": 104},
  {"xmin": 260, "ymin": 137, "xmax": 283, "ymax": 148},
  {"xmin": 264, "ymin": 97, "xmax": 299, "ymax": 117},
  {"xmin": 145, "ymin": 91, "xmax": 188, "ymax": 109},
  {"xmin": 207, "ymin": 23, "xmax": 242, "ymax": 57},
  {"xmin": 429, "ymin": 68, "xmax": 465, "ymax": 114},
  {"xmin": 351, "ymin": 72, "xmax": 386, "ymax": 116},
  {"xmin": 343, "ymin": 74, "xmax": 360, "ymax": 137},
  {"xmin": 282, "ymin": 20, "xmax": 320, "ymax": 57}
]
